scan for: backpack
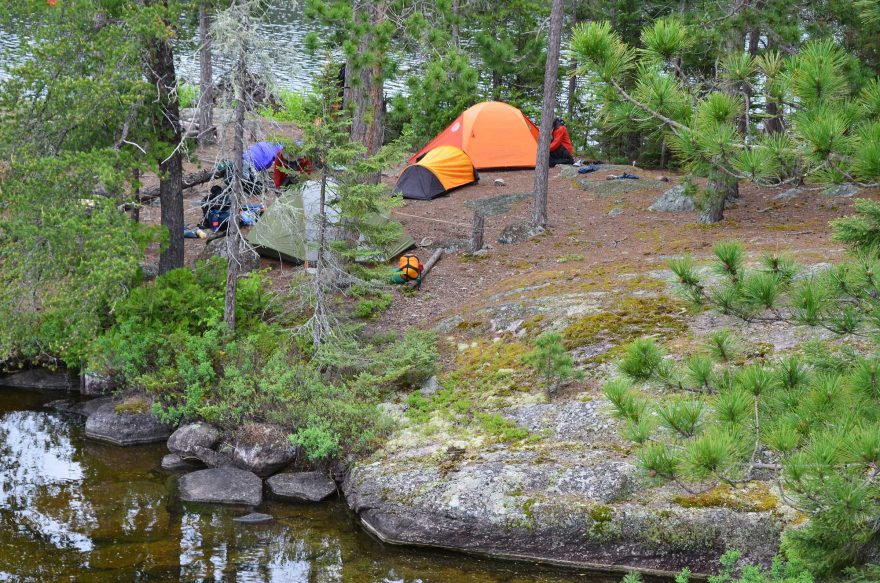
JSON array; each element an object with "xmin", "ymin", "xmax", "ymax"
[{"xmin": 398, "ymin": 253, "xmax": 423, "ymax": 282}]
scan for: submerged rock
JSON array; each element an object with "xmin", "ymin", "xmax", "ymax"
[
  {"xmin": 178, "ymin": 467, "xmax": 262, "ymax": 506},
  {"xmin": 648, "ymin": 184, "xmax": 694, "ymax": 212},
  {"xmin": 168, "ymin": 422, "xmax": 221, "ymax": 455},
  {"xmin": 229, "ymin": 423, "xmax": 297, "ymax": 477},
  {"xmin": 267, "ymin": 472, "xmax": 337, "ymax": 502},
  {"xmin": 233, "ymin": 512, "xmax": 273, "ymax": 524},
  {"xmin": 161, "ymin": 454, "xmax": 200, "ymax": 471},
  {"xmin": 85, "ymin": 398, "xmax": 174, "ymax": 446}
]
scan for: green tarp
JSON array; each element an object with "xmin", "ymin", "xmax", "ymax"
[{"xmin": 247, "ymin": 179, "xmax": 414, "ymax": 263}]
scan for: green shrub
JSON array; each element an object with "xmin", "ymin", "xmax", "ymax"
[
  {"xmin": 712, "ymin": 240, "xmax": 745, "ymax": 283},
  {"xmin": 618, "ymin": 337, "xmax": 665, "ymax": 380},
  {"xmin": 522, "ymin": 331, "xmax": 580, "ymax": 395},
  {"xmin": 258, "ymin": 89, "xmax": 309, "ymax": 124},
  {"xmin": 178, "ymin": 82, "xmax": 198, "ymax": 109},
  {"xmin": 706, "ymin": 329, "xmax": 739, "ymax": 362}
]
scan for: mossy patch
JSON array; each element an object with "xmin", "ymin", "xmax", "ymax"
[
  {"xmin": 114, "ymin": 396, "xmax": 150, "ymax": 415},
  {"xmin": 673, "ymin": 482, "xmax": 778, "ymax": 512},
  {"xmin": 561, "ymin": 294, "xmax": 687, "ymax": 352}
]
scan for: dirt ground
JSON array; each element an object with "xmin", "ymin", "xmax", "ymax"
[{"xmin": 138, "ymin": 119, "xmax": 876, "ymax": 337}]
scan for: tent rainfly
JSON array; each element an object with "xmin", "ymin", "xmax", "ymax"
[
  {"xmin": 394, "ymin": 145, "xmax": 478, "ymax": 200},
  {"xmin": 247, "ymin": 179, "xmax": 414, "ymax": 263},
  {"xmin": 409, "ymin": 101, "xmax": 540, "ymax": 170}
]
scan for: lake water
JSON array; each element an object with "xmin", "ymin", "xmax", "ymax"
[
  {"xmin": 0, "ymin": 387, "xmax": 618, "ymax": 582},
  {"xmin": 0, "ymin": 6, "xmax": 412, "ymax": 95}
]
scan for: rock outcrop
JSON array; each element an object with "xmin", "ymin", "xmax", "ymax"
[
  {"xmin": 81, "ymin": 372, "xmax": 116, "ymax": 396},
  {"xmin": 649, "ymin": 185, "xmax": 694, "ymax": 212},
  {"xmin": 267, "ymin": 472, "xmax": 337, "ymax": 502},
  {"xmin": 1, "ymin": 368, "xmax": 79, "ymax": 390},
  {"xmin": 344, "ymin": 395, "xmax": 789, "ymax": 576},
  {"xmin": 168, "ymin": 422, "xmax": 221, "ymax": 455},
  {"xmin": 178, "ymin": 467, "xmax": 263, "ymax": 506},
  {"xmin": 85, "ymin": 398, "xmax": 174, "ymax": 446}
]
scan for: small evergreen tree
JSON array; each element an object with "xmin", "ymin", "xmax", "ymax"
[{"xmin": 523, "ymin": 331, "xmax": 579, "ymax": 396}]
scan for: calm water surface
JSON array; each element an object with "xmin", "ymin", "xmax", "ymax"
[{"xmin": 0, "ymin": 387, "xmax": 617, "ymax": 582}]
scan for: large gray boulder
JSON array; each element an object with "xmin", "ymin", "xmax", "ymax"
[
  {"xmin": 823, "ymin": 183, "xmax": 860, "ymax": 198},
  {"xmin": 229, "ymin": 423, "xmax": 297, "ymax": 477},
  {"xmin": 649, "ymin": 185, "xmax": 694, "ymax": 212},
  {"xmin": 161, "ymin": 454, "xmax": 200, "ymax": 471},
  {"xmin": 267, "ymin": 472, "xmax": 337, "ymax": 502},
  {"xmin": 178, "ymin": 467, "xmax": 262, "ymax": 506},
  {"xmin": 168, "ymin": 422, "xmax": 221, "ymax": 455},
  {"xmin": 85, "ymin": 398, "xmax": 174, "ymax": 446},
  {"xmin": 0, "ymin": 368, "xmax": 79, "ymax": 390},
  {"xmin": 199, "ymin": 237, "xmax": 261, "ymax": 272}
]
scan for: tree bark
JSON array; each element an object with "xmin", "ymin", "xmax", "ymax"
[
  {"xmin": 144, "ymin": 8, "xmax": 185, "ymax": 275},
  {"xmin": 699, "ymin": 173, "xmax": 738, "ymax": 223},
  {"xmin": 198, "ymin": 0, "xmax": 215, "ymax": 147},
  {"xmin": 223, "ymin": 54, "xmax": 247, "ymax": 331},
  {"xmin": 532, "ymin": 0, "xmax": 566, "ymax": 230},
  {"xmin": 348, "ymin": 1, "xmax": 385, "ymax": 160},
  {"xmin": 566, "ymin": 0, "xmax": 577, "ymax": 121}
]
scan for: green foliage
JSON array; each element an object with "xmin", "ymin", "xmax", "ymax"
[
  {"xmin": 522, "ymin": 331, "xmax": 580, "ymax": 395},
  {"xmin": 258, "ymin": 89, "xmax": 309, "ymax": 124},
  {"xmin": 684, "ymin": 354, "xmax": 714, "ymax": 391},
  {"xmin": 707, "ymin": 329, "xmax": 739, "ymax": 363},
  {"xmin": 604, "ymin": 377, "xmax": 647, "ymax": 422},
  {"xmin": 712, "ymin": 241, "xmax": 745, "ymax": 283},
  {"xmin": 178, "ymin": 82, "xmax": 198, "ymax": 109},
  {"xmin": 618, "ymin": 337, "xmax": 665, "ymax": 380},
  {"xmin": 658, "ymin": 399, "xmax": 705, "ymax": 438}
]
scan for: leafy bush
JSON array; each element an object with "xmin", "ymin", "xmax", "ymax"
[
  {"xmin": 178, "ymin": 82, "xmax": 198, "ymax": 109},
  {"xmin": 618, "ymin": 337, "xmax": 665, "ymax": 380},
  {"xmin": 258, "ymin": 89, "xmax": 309, "ymax": 124}
]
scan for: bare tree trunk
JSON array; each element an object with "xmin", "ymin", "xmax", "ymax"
[
  {"xmin": 198, "ymin": 0, "xmax": 215, "ymax": 146},
  {"xmin": 451, "ymin": 0, "xmax": 460, "ymax": 48},
  {"xmin": 223, "ymin": 54, "xmax": 246, "ymax": 331},
  {"xmin": 348, "ymin": 1, "xmax": 385, "ymax": 158},
  {"xmin": 566, "ymin": 0, "xmax": 577, "ymax": 121},
  {"xmin": 532, "ymin": 0, "xmax": 565, "ymax": 230},
  {"xmin": 144, "ymin": 15, "xmax": 185, "ymax": 275}
]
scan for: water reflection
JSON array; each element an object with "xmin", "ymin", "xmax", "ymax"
[{"xmin": 0, "ymin": 387, "xmax": 609, "ymax": 582}]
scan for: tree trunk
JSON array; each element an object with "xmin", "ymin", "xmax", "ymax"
[
  {"xmin": 451, "ymin": 0, "xmax": 460, "ymax": 48},
  {"xmin": 699, "ymin": 173, "xmax": 737, "ymax": 223},
  {"xmin": 223, "ymin": 54, "xmax": 247, "ymax": 331},
  {"xmin": 348, "ymin": 1, "xmax": 385, "ymax": 160},
  {"xmin": 198, "ymin": 0, "xmax": 214, "ymax": 146},
  {"xmin": 144, "ymin": 13, "xmax": 184, "ymax": 275},
  {"xmin": 532, "ymin": 0, "xmax": 566, "ymax": 230},
  {"xmin": 566, "ymin": 0, "xmax": 577, "ymax": 121},
  {"xmin": 765, "ymin": 99, "xmax": 784, "ymax": 134}
]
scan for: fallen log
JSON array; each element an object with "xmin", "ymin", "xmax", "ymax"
[
  {"xmin": 137, "ymin": 167, "xmax": 219, "ymax": 202},
  {"xmin": 408, "ymin": 248, "xmax": 443, "ymax": 288}
]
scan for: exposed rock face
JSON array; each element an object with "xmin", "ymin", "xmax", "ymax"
[
  {"xmin": 649, "ymin": 185, "xmax": 694, "ymax": 213},
  {"xmin": 81, "ymin": 372, "xmax": 116, "ymax": 396},
  {"xmin": 344, "ymin": 396, "xmax": 788, "ymax": 576},
  {"xmin": 84, "ymin": 399, "xmax": 174, "ymax": 446},
  {"xmin": 199, "ymin": 237, "xmax": 261, "ymax": 272},
  {"xmin": 773, "ymin": 188, "xmax": 801, "ymax": 202},
  {"xmin": 188, "ymin": 446, "xmax": 234, "ymax": 469},
  {"xmin": 178, "ymin": 467, "xmax": 262, "ymax": 506},
  {"xmin": 229, "ymin": 423, "xmax": 297, "ymax": 477},
  {"xmin": 497, "ymin": 221, "xmax": 544, "ymax": 245},
  {"xmin": 1, "ymin": 368, "xmax": 79, "ymax": 390},
  {"xmin": 168, "ymin": 422, "xmax": 221, "ymax": 455},
  {"xmin": 267, "ymin": 472, "xmax": 337, "ymax": 502},
  {"xmin": 823, "ymin": 183, "xmax": 860, "ymax": 197}
]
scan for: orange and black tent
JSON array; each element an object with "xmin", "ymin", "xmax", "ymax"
[
  {"xmin": 409, "ymin": 102, "xmax": 540, "ymax": 170},
  {"xmin": 395, "ymin": 146, "xmax": 478, "ymax": 200}
]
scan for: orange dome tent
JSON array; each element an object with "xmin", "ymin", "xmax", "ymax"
[
  {"xmin": 395, "ymin": 146, "xmax": 478, "ymax": 200},
  {"xmin": 409, "ymin": 102, "xmax": 540, "ymax": 170}
]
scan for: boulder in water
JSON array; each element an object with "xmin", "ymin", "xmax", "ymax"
[
  {"xmin": 81, "ymin": 372, "xmax": 116, "ymax": 396},
  {"xmin": 161, "ymin": 453, "xmax": 200, "ymax": 471},
  {"xmin": 233, "ymin": 512, "xmax": 274, "ymax": 524},
  {"xmin": 267, "ymin": 472, "xmax": 337, "ymax": 502},
  {"xmin": 179, "ymin": 467, "xmax": 263, "ymax": 506},
  {"xmin": 168, "ymin": 422, "xmax": 221, "ymax": 455},
  {"xmin": 85, "ymin": 397, "xmax": 174, "ymax": 446},
  {"xmin": 229, "ymin": 423, "xmax": 297, "ymax": 477}
]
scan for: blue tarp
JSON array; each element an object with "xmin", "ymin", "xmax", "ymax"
[{"xmin": 244, "ymin": 142, "xmax": 283, "ymax": 171}]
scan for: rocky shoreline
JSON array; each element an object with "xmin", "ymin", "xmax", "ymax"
[{"xmin": 2, "ymin": 369, "xmax": 792, "ymax": 578}]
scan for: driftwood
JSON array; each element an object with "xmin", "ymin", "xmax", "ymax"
[{"xmin": 137, "ymin": 167, "xmax": 218, "ymax": 202}]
